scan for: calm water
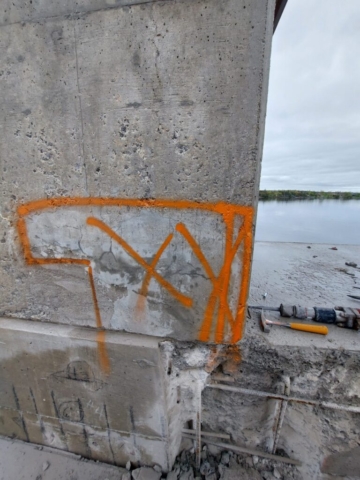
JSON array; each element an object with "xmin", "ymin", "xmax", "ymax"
[{"xmin": 255, "ymin": 200, "xmax": 360, "ymax": 245}]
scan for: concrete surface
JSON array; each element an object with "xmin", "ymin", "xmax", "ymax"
[
  {"xmin": 0, "ymin": 0, "xmax": 164, "ymax": 26},
  {"xmin": 0, "ymin": 0, "xmax": 278, "ymax": 468},
  {"xmin": 0, "ymin": 0, "xmax": 276, "ymax": 344},
  {"xmin": 0, "ymin": 436, "xmax": 129, "ymax": 480},
  {"xmin": 321, "ymin": 446, "xmax": 360, "ymax": 477},
  {"xmin": 0, "ymin": 318, "xmax": 171, "ymax": 469}
]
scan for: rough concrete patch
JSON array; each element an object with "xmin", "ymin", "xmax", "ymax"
[
  {"xmin": 321, "ymin": 446, "xmax": 360, "ymax": 476},
  {"xmin": 220, "ymin": 466, "xmax": 262, "ymax": 479},
  {"xmin": 132, "ymin": 467, "xmax": 162, "ymax": 480}
]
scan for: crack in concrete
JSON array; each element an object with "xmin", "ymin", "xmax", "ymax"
[
  {"xmin": 73, "ymin": 22, "xmax": 88, "ymax": 195},
  {"xmin": 0, "ymin": 0, "xmax": 175, "ymax": 29}
]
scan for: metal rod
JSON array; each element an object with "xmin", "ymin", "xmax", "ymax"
[
  {"xmin": 182, "ymin": 429, "xmax": 230, "ymax": 440},
  {"xmin": 248, "ymin": 305, "xmax": 280, "ymax": 311},
  {"xmin": 182, "ymin": 434, "xmax": 301, "ymax": 466},
  {"xmin": 195, "ymin": 382, "xmax": 202, "ymax": 469},
  {"xmin": 212, "ymin": 374, "xmax": 235, "ymax": 383},
  {"xmin": 272, "ymin": 399, "xmax": 287, "ymax": 454},
  {"xmin": 207, "ymin": 384, "xmax": 360, "ymax": 414}
]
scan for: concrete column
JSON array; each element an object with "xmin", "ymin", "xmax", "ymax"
[{"xmin": 0, "ymin": 0, "xmax": 276, "ymax": 468}]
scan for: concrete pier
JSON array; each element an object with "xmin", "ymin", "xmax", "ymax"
[{"xmin": 0, "ymin": 0, "xmax": 277, "ymax": 469}]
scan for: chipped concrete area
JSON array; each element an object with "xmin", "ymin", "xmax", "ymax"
[{"xmin": 16, "ymin": 203, "xmax": 244, "ymax": 341}]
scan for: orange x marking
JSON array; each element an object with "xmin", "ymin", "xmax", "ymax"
[{"xmin": 86, "ymin": 217, "xmax": 193, "ymax": 308}]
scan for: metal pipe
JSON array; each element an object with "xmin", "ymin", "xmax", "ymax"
[
  {"xmin": 207, "ymin": 384, "xmax": 360, "ymax": 414},
  {"xmin": 195, "ymin": 382, "xmax": 202, "ymax": 469},
  {"xmin": 182, "ymin": 434, "xmax": 301, "ymax": 466},
  {"xmin": 182, "ymin": 429, "xmax": 230, "ymax": 440},
  {"xmin": 271, "ymin": 377, "xmax": 290, "ymax": 455}
]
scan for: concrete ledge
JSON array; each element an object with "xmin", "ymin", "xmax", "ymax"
[
  {"xmin": 248, "ymin": 242, "xmax": 360, "ymax": 351},
  {"xmin": 0, "ymin": 316, "xmax": 162, "ymax": 348}
]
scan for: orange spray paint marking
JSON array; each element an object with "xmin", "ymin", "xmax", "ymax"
[
  {"xmin": 232, "ymin": 215, "xmax": 253, "ymax": 343},
  {"xmin": 135, "ymin": 232, "xmax": 174, "ymax": 319},
  {"xmin": 88, "ymin": 266, "xmax": 110, "ymax": 375},
  {"xmin": 17, "ymin": 217, "xmax": 111, "ymax": 375},
  {"xmin": 87, "ymin": 217, "xmax": 192, "ymax": 308},
  {"xmin": 177, "ymin": 221, "xmax": 248, "ymax": 342},
  {"xmin": 96, "ymin": 329, "xmax": 111, "ymax": 376},
  {"xmin": 215, "ymin": 214, "xmax": 234, "ymax": 343},
  {"xmin": 176, "ymin": 222, "xmax": 233, "ymax": 341},
  {"xmin": 87, "ymin": 266, "xmax": 103, "ymax": 329},
  {"xmin": 17, "ymin": 197, "xmax": 254, "ymax": 345}
]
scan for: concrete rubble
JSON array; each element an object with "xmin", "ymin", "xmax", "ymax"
[{"xmin": 0, "ymin": 436, "xmax": 301, "ymax": 480}]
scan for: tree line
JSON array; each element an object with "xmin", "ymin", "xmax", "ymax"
[{"xmin": 259, "ymin": 190, "xmax": 360, "ymax": 201}]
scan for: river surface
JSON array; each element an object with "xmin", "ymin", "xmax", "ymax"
[{"xmin": 255, "ymin": 200, "xmax": 360, "ymax": 245}]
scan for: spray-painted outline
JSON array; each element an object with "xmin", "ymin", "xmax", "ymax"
[{"xmin": 17, "ymin": 197, "xmax": 253, "ymax": 357}]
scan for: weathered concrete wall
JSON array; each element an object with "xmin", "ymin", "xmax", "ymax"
[{"xmin": 0, "ymin": 0, "xmax": 275, "ymax": 343}]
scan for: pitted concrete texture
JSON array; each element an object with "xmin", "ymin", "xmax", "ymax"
[
  {"xmin": 0, "ymin": 0, "xmax": 276, "ymax": 342},
  {"xmin": 0, "ymin": 436, "xmax": 129, "ymax": 480},
  {"xmin": 0, "ymin": 0, "xmax": 274, "ymax": 205},
  {"xmin": 0, "ymin": 318, "xmax": 171, "ymax": 469}
]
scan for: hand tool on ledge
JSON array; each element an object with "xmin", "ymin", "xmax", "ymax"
[
  {"xmin": 249, "ymin": 304, "xmax": 360, "ymax": 330},
  {"xmin": 260, "ymin": 310, "xmax": 328, "ymax": 335}
]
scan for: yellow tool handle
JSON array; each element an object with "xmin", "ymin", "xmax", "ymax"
[{"xmin": 290, "ymin": 323, "xmax": 328, "ymax": 335}]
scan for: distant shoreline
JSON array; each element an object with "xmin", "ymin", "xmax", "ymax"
[{"xmin": 259, "ymin": 190, "xmax": 360, "ymax": 201}]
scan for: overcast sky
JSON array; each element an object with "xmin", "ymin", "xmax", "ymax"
[{"xmin": 261, "ymin": 0, "xmax": 360, "ymax": 192}]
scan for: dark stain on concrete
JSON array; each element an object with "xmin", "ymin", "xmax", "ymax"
[
  {"xmin": 126, "ymin": 102, "xmax": 142, "ymax": 109},
  {"xmin": 12, "ymin": 385, "xmax": 29, "ymax": 442},
  {"xmin": 133, "ymin": 52, "xmax": 141, "ymax": 68},
  {"xmin": 98, "ymin": 251, "xmax": 143, "ymax": 284},
  {"xmin": 180, "ymin": 99, "xmax": 194, "ymax": 107}
]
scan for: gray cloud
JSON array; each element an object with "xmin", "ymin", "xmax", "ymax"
[{"xmin": 261, "ymin": 0, "xmax": 360, "ymax": 191}]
